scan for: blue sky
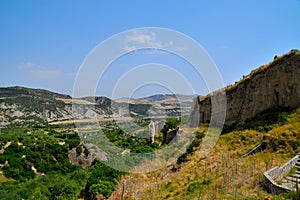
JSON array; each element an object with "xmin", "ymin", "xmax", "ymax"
[{"xmin": 1, "ymin": 0, "xmax": 300, "ymax": 98}]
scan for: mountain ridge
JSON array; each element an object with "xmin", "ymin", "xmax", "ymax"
[{"xmin": 0, "ymin": 87, "xmax": 193, "ymax": 126}]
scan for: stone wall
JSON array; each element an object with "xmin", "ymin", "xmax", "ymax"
[
  {"xmin": 165, "ymin": 127, "xmax": 179, "ymax": 144},
  {"xmin": 264, "ymin": 155, "xmax": 299, "ymax": 194}
]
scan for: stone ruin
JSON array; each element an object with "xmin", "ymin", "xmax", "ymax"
[
  {"xmin": 148, "ymin": 118, "xmax": 181, "ymax": 143},
  {"xmin": 148, "ymin": 120, "xmax": 165, "ymax": 143}
]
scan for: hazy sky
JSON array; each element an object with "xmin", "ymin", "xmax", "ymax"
[{"xmin": 1, "ymin": 0, "xmax": 300, "ymax": 98}]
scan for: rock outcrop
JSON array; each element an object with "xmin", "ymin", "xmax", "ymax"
[{"xmin": 188, "ymin": 50, "xmax": 300, "ymax": 130}]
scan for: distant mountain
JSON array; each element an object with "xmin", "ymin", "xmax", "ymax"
[
  {"xmin": 140, "ymin": 94, "xmax": 196, "ymax": 102},
  {"xmin": 0, "ymin": 87, "xmax": 194, "ymax": 126},
  {"xmin": 143, "ymin": 94, "xmax": 168, "ymax": 101}
]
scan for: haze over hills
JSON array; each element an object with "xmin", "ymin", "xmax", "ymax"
[{"xmin": 0, "ymin": 87, "xmax": 194, "ymax": 126}]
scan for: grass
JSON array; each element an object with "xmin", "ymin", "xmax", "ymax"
[
  {"xmin": 0, "ymin": 174, "xmax": 13, "ymax": 183},
  {"xmin": 200, "ymin": 49, "xmax": 300, "ymax": 100},
  {"xmin": 111, "ymin": 107, "xmax": 300, "ymax": 199}
]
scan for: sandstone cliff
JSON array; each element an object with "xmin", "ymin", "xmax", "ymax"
[{"xmin": 188, "ymin": 49, "xmax": 300, "ymax": 131}]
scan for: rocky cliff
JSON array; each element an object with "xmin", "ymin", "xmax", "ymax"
[{"xmin": 188, "ymin": 49, "xmax": 300, "ymax": 131}]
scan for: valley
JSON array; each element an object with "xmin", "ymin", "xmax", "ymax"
[{"xmin": 0, "ymin": 50, "xmax": 299, "ymax": 199}]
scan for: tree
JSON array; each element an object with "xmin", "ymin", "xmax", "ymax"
[
  {"xmin": 161, "ymin": 118, "xmax": 177, "ymax": 134},
  {"xmin": 89, "ymin": 181, "xmax": 116, "ymax": 199}
]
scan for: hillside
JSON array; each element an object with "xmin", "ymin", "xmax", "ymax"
[
  {"xmin": 0, "ymin": 50, "xmax": 299, "ymax": 199},
  {"xmin": 0, "ymin": 86, "xmax": 72, "ymax": 125},
  {"xmin": 112, "ymin": 107, "xmax": 300, "ymax": 199},
  {"xmin": 109, "ymin": 50, "xmax": 300, "ymax": 199},
  {"xmin": 188, "ymin": 49, "xmax": 300, "ymax": 132},
  {"xmin": 0, "ymin": 87, "xmax": 193, "ymax": 126}
]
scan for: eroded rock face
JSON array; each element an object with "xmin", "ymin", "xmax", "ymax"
[{"xmin": 188, "ymin": 50, "xmax": 300, "ymax": 129}]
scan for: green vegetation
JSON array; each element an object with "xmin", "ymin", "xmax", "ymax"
[
  {"xmin": 223, "ymin": 107, "xmax": 293, "ymax": 133},
  {"xmin": 0, "ymin": 126, "xmax": 125, "ymax": 199},
  {"xmin": 103, "ymin": 126, "xmax": 154, "ymax": 154},
  {"xmin": 0, "ymin": 171, "xmax": 86, "ymax": 200},
  {"xmin": 177, "ymin": 131, "xmax": 204, "ymax": 164},
  {"xmin": 86, "ymin": 160, "xmax": 124, "ymax": 199},
  {"xmin": 0, "ymin": 93, "xmax": 299, "ymax": 200},
  {"xmin": 115, "ymin": 107, "xmax": 300, "ymax": 199},
  {"xmin": 195, "ymin": 131, "xmax": 205, "ymax": 139},
  {"xmin": 160, "ymin": 118, "xmax": 177, "ymax": 144}
]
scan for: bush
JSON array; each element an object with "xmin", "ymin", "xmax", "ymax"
[
  {"xmin": 161, "ymin": 118, "xmax": 177, "ymax": 134},
  {"xmin": 89, "ymin": 181, "xmax": 116, "ymax": 199},
  {"xmin": 177, "ymin": 152, "xmax": 188, "ymax": 164},
  {"xmin": 187, "ymin": 182, "xmax": 203, "ymax": 193},
  {"xmin": 278, "ymin": 112, "xmax": 288, "ymax": 124},
  {"xmin": 86, "ymin": 161, "xmax": 124, "ymax": 199},
  {"xmin": 195, "ymin": 131, "xmax": 205, "ymax": 139},
  {"xmin": 187, "ymin": 140, "xmax": 201, "ymax": 154},
  {"xmin": 150, "ymin": 142, "xmax": 160, "ymax": 149},
  {"xmin": 257, "ymin": 124, "xmax": 274, "ymax": 132},
  {"xmin": 76, "ymin": 146, "xmax": 83, "ymax": 155},
  {"xmin": 0, "ymin": 155, "xmax": 6, "ymax": 164}
]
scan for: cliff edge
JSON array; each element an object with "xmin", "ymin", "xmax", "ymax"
[{"xmin": 188, "ymin": 49, "xmax": 300, "ymax": 131}]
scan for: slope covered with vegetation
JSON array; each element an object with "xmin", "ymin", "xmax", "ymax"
[
  {"xmin": 0, "ymin": 126, "xmax": 126, "ymax": 199},
  {"xmin": 112, "ymin": 107, "xmax": 300, "ymax": 199}
]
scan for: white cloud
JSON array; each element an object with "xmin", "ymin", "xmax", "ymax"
[
  {"xmin": 123, "ymin": 45, "xmax": 137, "ymax": 52},
  {"xmin": 123, "ymin": 30, "xmax": 187, "ymax": 55},
  {"xmin": 126, "ymin": 32, "xmax": 153, "ymax": 44},
  {"xmin": 126, "ymin": 31, "xmax": 163, "ymax": 48},
  {"xmin": 124, "ymin": 30, "xmax": 182, "ymax": 54}
]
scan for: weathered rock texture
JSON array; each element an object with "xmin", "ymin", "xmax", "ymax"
[{"xmin": 188, "ymin": 50, "xmax": 300, "ymax": 129}]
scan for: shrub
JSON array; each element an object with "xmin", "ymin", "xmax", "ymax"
[
  {"xmin": 195, "ymin": 131, "xmax": 205, "ymax": 139},
  {"xmin": 177, "ymin": 152, "xmax": 188, "ymax": 164},
  {"xmin": 187, "ymin": 182, "xmax": 203, "ymax": 193},
  {"xmin": 278, "ymin": 112, "xmax": 288, "ymax": 124},
  {"xmin": 187, "ymin": 140, "xmax": 201, "ymax": 153},
  {"xmin": 161, "ymin": 118, "xmax": 177, "ymax": 134},
  {"xmin": 150, "ymin": 142, "xmax": 160, "ymax": 149},
  {"xmin": 76, "ymin": 146, "xmax": 83, "ymax": 155},
  {"xmin": 89, "ymin": 181, "xmax": 116, "ymax": 199},
  {"xmin": 0, "ymin": 155, "xmax": 6, "ymax": 164}
]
